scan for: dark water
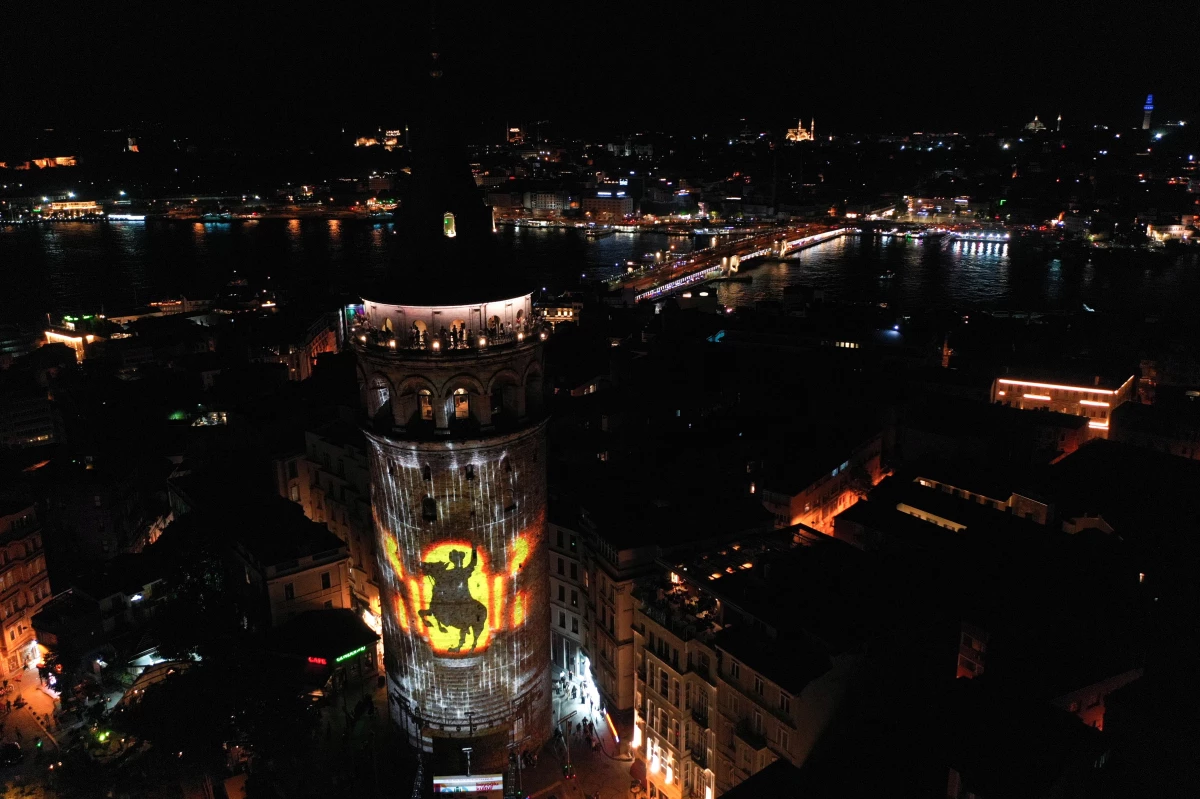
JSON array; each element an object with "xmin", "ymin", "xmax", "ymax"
[
  {"xmin": 717, "ymin": 234, "xmax": 1200, "ymax": 316},
  {"xmin": 0, "ymin": 220, "xmax": 1196, "ymax": 324}
]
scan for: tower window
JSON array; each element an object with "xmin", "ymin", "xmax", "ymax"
[
  {"xmin": 419, "ymin": 390, "xmax": 433, "ymax": 421},
  {"xmin": 465, "ymin": 464, "xmax": 475, "ymax": 480},
  {"xmin": 454, "ymin": 389, "xmax": 470, "ymax": 420},
  {"xmin": 423, "ymin": 464, "xmax": 432, "ymax": 482},
  {"xmin": 421, "ymin": 496, "xmax": 438, "ymax": 522},
  {"xmin": 443, "ymin": 212, "xmax": 457, "ymax": 238}
]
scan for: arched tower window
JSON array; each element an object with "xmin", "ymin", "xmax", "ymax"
[
  {"xmin": 421, "ymin": 495, "xmax": 437, "ymax": 522},
  {"xmin": 418, "ymin": 390, "xmax": 434, "ymax": 421},
  {"xmin": 453, "ymin": 389, "xmax": 470, "ymax": 420},
  {"xmin": 422, "ymin": 465, "xmax": 432, "ymax": 482}
]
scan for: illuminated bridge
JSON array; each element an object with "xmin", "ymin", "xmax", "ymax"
[{"xmin": 633, "ymin": 227, "xmax": 856, "ymax": 303}]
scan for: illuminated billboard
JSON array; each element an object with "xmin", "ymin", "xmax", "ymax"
[{"xmin": 432, "ymin": 774, "xmax": 504, "ymax": 796}]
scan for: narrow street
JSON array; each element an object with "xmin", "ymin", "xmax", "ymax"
[
  {"xmin": 0, "ymin": 668, "xmax": 64, "ymax": 794},
  {"xmin": 517, "ymin": 675, "xmax": 638, "ymax": 799}
]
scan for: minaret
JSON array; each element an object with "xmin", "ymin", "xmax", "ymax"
[
  {"xmin": 356, "ymin": 42, "xmax": 551, "ymax": 773},
  {"xmin": 1143, "ymin": 94, "xmax": 1154, "ymax": 130}
]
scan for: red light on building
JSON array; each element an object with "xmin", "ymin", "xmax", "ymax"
[{"xmin": 307, "ymin": 656, "xmax": 327, "ymax": 665}]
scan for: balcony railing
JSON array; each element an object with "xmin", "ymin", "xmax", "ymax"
[
  {"xmin": 353, "ymin": 321, "xmax": 542, "ymax": 356},
  {"xmin": 735, "ymin": 720, "xmax": 768, "ymax": 751}
]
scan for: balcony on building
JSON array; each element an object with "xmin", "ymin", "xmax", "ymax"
[
  {"xmin": 353, "ymin": 294, "xmax": 541, "ymax": 358},
  {"xmin": 635, "ymin": 576, "xmax": 723, "ymax": 650}
]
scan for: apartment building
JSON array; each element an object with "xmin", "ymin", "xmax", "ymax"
[
  {"xmin": 548, "ymin": 520, "xmax": 587, "ymax": 679},
  {"xmin": 633, "ymin": 579, "xmax": 719, "ymax": 799},
  {"xmin": 581, "ymin": 510, "xmax": 660, "ymax": 731},
  {"xmin": 0, "ymin": 499, "xmax": 52, "ymax": 677},
  {"xmin": 760, "ymin": 431, "xmax": 883, "ymax": 533}
]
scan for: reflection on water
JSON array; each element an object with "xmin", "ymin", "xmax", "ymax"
[
  {"xmin": 1, "ymin": 222, "xmax": 1197, "ymax": 325},
  {"xmin": 716, "ymin": 234, "xmax": 1199, "ymax": 316}
]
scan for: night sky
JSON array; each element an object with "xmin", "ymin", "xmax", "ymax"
[{"xmin": 1, "ymin": 3, "xmax": 1193, "ymax": 135}]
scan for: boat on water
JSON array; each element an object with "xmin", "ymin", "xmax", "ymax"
[
  {"xmin": 583, "ymin": 228, "xmax": 614, "ymax": 239},
  {"xmin": 201, "ymin": 212, "xmax": 233, "ymax": 222},
  {"xmin": 879, "ymin": 271, "xmax": 896, "ymax": 280}
]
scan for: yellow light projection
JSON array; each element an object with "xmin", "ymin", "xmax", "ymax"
[
  {"xmin": 386, "ymin": 528, "xmax": 538, "ymax": 656},
  {"xmin": 512, "ymin": 591, "xmax": 527, "ymax": 627},
  {"xmin": 510, "ymin": 535, "xmax": 530, "ymax": 576},
  {"xmin": 415, "ymin": 540, "xmax": 494, "ymax": 655},
  {"xmin": 395, "ymin": 594, "xmax": 410, "ymax": 632},
  {"xmin": 385, "ymin": 536, "xmax": 404, "ymax": 578}
]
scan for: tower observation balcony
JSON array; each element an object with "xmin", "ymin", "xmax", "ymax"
[{"xmin": 354, "ymin": 292, "xmax": 548, "ymax": 440}]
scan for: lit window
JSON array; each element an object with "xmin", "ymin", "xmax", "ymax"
[
  {"xmin": 419, "ymin": 390, "xmax": 434, "ymax": 421},
  {"xmin": 454, "ymin": 389, "xmax": 470, "ymax": 420},
  {"xmin": 443, "ymin": 212, "xmax": 457, "ymax": 238}
]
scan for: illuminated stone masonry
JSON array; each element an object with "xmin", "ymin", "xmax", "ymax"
[{"xmin": 357, "ymin": 295, "xmax": 551, "ymax": 759}]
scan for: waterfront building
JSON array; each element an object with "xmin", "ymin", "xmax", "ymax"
[
  {"xmin": 357, "ymin": 48, "xmax": 551, "ymax": 771},
  {"xmin": 583, "ymin": 191, "xmax": 634, "ymax": 221}
]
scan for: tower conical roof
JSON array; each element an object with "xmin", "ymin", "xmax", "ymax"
[{"xmin": 372, "ymin": 42, "xmax": 529, "ymax": 306}]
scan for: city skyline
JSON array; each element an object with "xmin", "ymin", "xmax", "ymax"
[
  {"xmin": 1, "ymin": 5, "xmax": 1194, "ymax": 136},
  {"xmin": 0, "ymin": 7, "xmax": 1197, "ymax": 799}
]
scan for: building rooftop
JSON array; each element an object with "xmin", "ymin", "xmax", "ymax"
[
  {"xmin": 713, "ymin": 625, "xmax": 831, "ymax": 695},
  {"xmin": 267, "ymin": 608, "xmax": 378, "ymax": 662},
  {"xmin": 1112, "ymin": 399, "xmax": 1200, "ymax": 440},
  {"xmin": 698, "ymin": 537, "xmax": 879, "ymax": 655},
  {"xmin": 1023, "ymin": 439, "xmax": 1200, "ymax": 543},
  {"xmin": 166, "ymin": 472, "xmax": 345, "ymax": 567},
  {"xmin": 945, "ymin": 679, "xmax": 1106, "ymax": 798}
]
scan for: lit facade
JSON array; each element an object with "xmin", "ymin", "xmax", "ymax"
[
  {"xmin": 634, "ymin": 582, "xmax": 717, "ymax": 799},
  {"xmin": 992, "ymin": 375, "xmax": 1135, "ymax": 437},
  {"xmin": 760, "ymin": 434, "xmax": 884, "ymax": 533},
  {"xmin": 361, "ymin": 314, "xmax": 551, "ymax": 758},
  {"xmin": 0, "ymin": 501, "xmax": 51, "ymax": 676},
  {"xmin": 785, "ymin": 119, "xmax": 814, "ymax": 142},
  {"xmin": 548, "ymin": 522, "xmax": 586, "ymax": 680}
]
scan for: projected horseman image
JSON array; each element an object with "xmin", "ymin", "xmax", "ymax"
[{"xmin": 420, "ymin": 545, "xmax": 488, "ymax": 653}]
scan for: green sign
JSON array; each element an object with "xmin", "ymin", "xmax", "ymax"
[{"xmin": 336, "ymin": 645, "xmax": 368, "ymax": 663}]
